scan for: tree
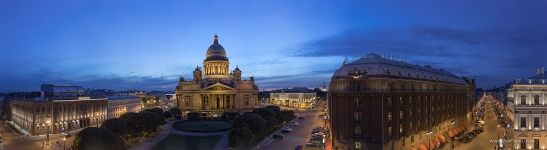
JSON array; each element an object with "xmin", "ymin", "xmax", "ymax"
[
  {"xmin": 143, "ymin": 108, "xmax": 166, "ymax": 125},
  {"xmin": 138, "ymin": 111, "xmax": 161, "ymax": 134},
  {"xmin": 167, "ymin": 108, "xmax": 182, "ymax": 116},
  {"xmin": 120, "ymin": 112, "xmax": 143, "ymax": 138},
  {"xmin": 73, "ymin": 127, "xmax": 126, "ymax": 150},
  {"xmin": 187, "ymin": 112, "xmax": 201, "ymax": 120},
  {"xmin": 100, "ymin": 118, "xmax": 127, "ymax": 136},
  {"xmin": 252, "ymin": 108, "xmax": 278, "ymax": 128},
  {"xmin": 280, "ymin": 110, "xmax": 295, "ymax": 122},
  {"xmin": 233, "ymin": 114, "xmax": 267, "ymax": 135},
  {"xmin": 221, "ymin": 112, "xmax": 240, "ymax": 120},
  {"xmin": 228, "ymin": 128, "xmax": 253, "ymax": 149},
  {"xmin": 163, "ymin": 111, "xmax": 173, "ymax": 118}
]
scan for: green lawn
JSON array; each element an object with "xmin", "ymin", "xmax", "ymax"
[
  {"xmin": 174, "ymin": 120, "xmax": 232, "ymax": 132},
  {"xmin": 152, "ymin": 134, "xmax": 222, "ymax": 150}
]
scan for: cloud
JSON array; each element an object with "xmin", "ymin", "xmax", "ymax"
[{"xmin": 287, "ymin": 26, "xmax": 547, "ymax": 88}]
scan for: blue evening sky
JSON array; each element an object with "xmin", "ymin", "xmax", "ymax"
[{"xmin": 1, "ymin": 0, "xmax": 546, "ymax": 91}]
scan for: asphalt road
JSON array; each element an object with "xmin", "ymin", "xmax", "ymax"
[
  {"xmin": 456, "ymin": 99, "xmax": 507, "ymax": 150},
  {"xmin": 255, "ymin": 109, "xmax": 324, "ymax": 150}
]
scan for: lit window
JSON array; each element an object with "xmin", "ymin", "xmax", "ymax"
[
  {"xmin": 354, "ymin": 112, "xmax": 362, "ymax": 121},
  {"xmin": 355, "ymin": 126, "xmax": 362, "ymax": 135},
  {"xmin": 355, "ymin": 141, "xmax": 362, "ymax": 149}
]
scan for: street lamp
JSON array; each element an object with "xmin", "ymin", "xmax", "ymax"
[
  {"xmin": 451, "ymin": 121, "xmax": 456, "ymax": 149},
  {"xmin": 46, "ymin": 120, "xmax": 51, "ymax": 148},
  {"xmin": 63, "ymin": 135, "xmax": 66, "ymax": 150},
  {"xmin": 426, "ymin": 131, "xmax": 434, "ymax": 150}
]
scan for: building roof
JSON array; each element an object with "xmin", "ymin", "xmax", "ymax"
[
  {"xmin": 332, "ymin": 53, "xmax": 467, "ymax": 84},
  {"xmin": 513, "ymin": 68, "xmax": 546, "ymax": 85},
  {"xmin": 205, "ymin": 35, "xmax": 228, "ymax": 61}
]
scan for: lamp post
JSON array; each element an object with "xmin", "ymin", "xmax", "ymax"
[
  {"xmin": 427, "ymin": 131, "xmax": 434, "ymax": 150},
  {"xmin": 63, "ymin": 136, "xmax": 66, "ymax": 150},
  {"xmin": 451, "ymin": 121, "xmax": 456, "ymax": 149},
  {"xmin": 497, "ymin": 124, "xmax": 500, "ymax": 150},
  {"xmin": 46, "ymin": 120, "xmax": 51, "ymax": 148}
]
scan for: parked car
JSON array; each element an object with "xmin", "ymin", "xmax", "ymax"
[
  {"xmin": 282, "ymin": 127, "xmax": 293, "ymax": 133},
  {"xmin": 298, "ymin": 117, "xmax": 305, "ymax": 120},
  {"xmin": 273, "ymin": 134, "xmax": 284, "ymax": 139},
  {"xmin": 295, "ymin": 145, "xmax": 303, "ymax": 150},
  {"xmin": 290, "ymin": 122, "xmax": 300, "ymax": 126}
]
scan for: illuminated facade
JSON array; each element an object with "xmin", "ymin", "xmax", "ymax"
[
  {"xmin": 107, "ymin": 96, "xmax": 142, "ymax": 118},
  {"xmin": 508, "ymin": 67, "xmax": 547, "ymax": 150},
  {"xmin": 175, "ymin": 35, "xmax": 259, "ymax": 114},
  {"xmin": 270, "ymin": 93, "xmax": 316, "ymax": 109},
  {"xmin": 328, "ymin": 53, "xmax": 475, "ymax": 150},
  {"xmin": 10, "ymin": 97, "xmax": 107, "ymax": 135}
]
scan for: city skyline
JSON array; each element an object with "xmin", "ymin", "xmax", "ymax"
[{"xmin": 2, "ymin": 0, "xmax": 547, "ymax": 92}]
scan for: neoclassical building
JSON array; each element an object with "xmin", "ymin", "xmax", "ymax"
[
  {"xmin": 10, "ymin": 97, "xmax": 107, "ymax": 135},
  {"xmin": 328, "ymin": 53, "xmax": 476, "ymax": 150},
  {"xmin": 508, "ymin": 67, "xmax": 547, "ymax": 150},
  {"xmin": 175, "ymin": 35, "xmax": 259, "ymax": 115}
]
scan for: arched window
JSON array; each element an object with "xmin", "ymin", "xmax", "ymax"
[
  {"xmin": 534, "ymin": 95, "xmax": 540, "ymax": 105},
  {"xmin": 520, "ymin": 95, "xmax": 527, "ymax": 105}
]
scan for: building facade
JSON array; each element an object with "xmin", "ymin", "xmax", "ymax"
[
  {"xmin": 175, "ymin": 35, "xmax": 259, "ymax": 115},
  {"xmin": 328, "ymin": 54, "xmax": 476, "ymax": 150},
  {"xmin": 508, "ymin": 67, "xmax": 547, "ymax": 150},
  {"xmin": 10, "ymin": 97, "xmax": 107, "ymax": 135},
  {"xmin": 270, "ymin": 92, "xmax": 316, "ymax": 109},
  {"xmin": 107, "ymin": 96, "xmax": 142, "ymax": 119}
]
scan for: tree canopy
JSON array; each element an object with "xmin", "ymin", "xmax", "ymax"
[{"xmin": 73, "ymin": 127, "xmax": 126, "ymax": 150}]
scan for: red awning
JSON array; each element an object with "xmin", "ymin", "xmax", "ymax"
[
  {"xmin": 433, "ymin": 139, "xmax": 440, "ymax": 146},
  {"xmin": 418, "ymin": 144, "xmax": 428, "ymax": 150},
  {"xmin": 428, "ymin": 140, "xmax": 437, "ymax": 149},
  {"xmin": 437, "ymin": 134, "xmax": 447, "ymax": 143},
  {"xmin": 448, "ymin": 130, "xmax": 455, "ymax": 137}
]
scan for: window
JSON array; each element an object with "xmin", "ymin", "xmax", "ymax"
[
  {"xmin": 534, "ymin": 139, "xmax": 540, "ymax": 149},
  {"xmin": 388, "ymin": 126, "xmax": 392, "ymax": 138},
  {"xmin": 534, "ymin": 95, "xmax": 540, "ymax": 105},
  {"xmin": 184, "ymin": 96, "xmax": 191, "ymax": 107},
  {"xmin": 521, "ymin": 139, "xmax": 526, "ymax": 149},
  {"xmin": 534, "ymin": 117, "xmax": 540, "ymax": 128},
  {"xmin": 354, "ymin": 112, "xmax": 362, "ymax": 121},
  {"xmin": 399, "ymin": 123, "xmax": 404, "ymax": 135},
  {"xmin": 521, "ymin": 95, "xmax": 527, "ymax": 105},
  {"xmin": 355, "ymin": 126, "xmax": 362, "ymax": 135},
  {"xmin": 400, "ymin": 110, "xmax": 404, "ymax": 120},
  {"xmin": 354, "ymin": 98, "xmax": 361, "ymax": 107},
  {"xmin": 387, "ymin": 112, "xmax": 392, "ymax": 122},
  {"xmin": 355, "ymin": 141, "xmax": 362, "ymax": 150},
  {"xmin": 521, "ymin": 117, "xmax": 527, "ymax": 128},
  {"xmin": 387, "ymin": 97, "xmax": 392, "ymax": 107}
]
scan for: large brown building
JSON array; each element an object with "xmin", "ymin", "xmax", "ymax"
[
  {"xmin": 175, "ymin": 35, "xmax": 259, "ymax": 115},
  {"xmin": 10, "ymin": 97, "xmax": 107, "ymax": 135},
  {"xmin": 328, "ymin": 54, "xmax": 476, "ymax": 150}
]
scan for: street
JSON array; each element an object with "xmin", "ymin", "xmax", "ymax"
[
  {"xmin": 1, "ymin": 121, "xmax": 74, "ymax": 150},
  {"xmin": 456, "ymin": 97, "xmax": 507, "ymax": 150},
  {"xmin": 255, "ymin": 106, "xmax": 326, "ymax": 150}
]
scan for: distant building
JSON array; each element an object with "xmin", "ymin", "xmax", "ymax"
[
  {"xmin": 507, "ymin": 67, "xmax": 547, "ymax": 149},
  {"xmin": 328, "ymin": 53, "xmax": 476, "ymax": 150},
  {"xmin": 175, "ymin": 35, "xmax": 259, "ymax": 115},
  {"xmin": 270, "ymin": 93, "xmax": 316, "ymax": 109},
  {"xmin": 40, "ymin": 84, "xmax": 84, "ymax": 99},
  {"xmin": 10, "ymin": 97, "xmax": 107, "ymax": 135},
  {"xmin": 107, "ymin": 95, "xmax": 142, "ymax": 119}
]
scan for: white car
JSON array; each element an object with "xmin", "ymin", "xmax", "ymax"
[{"xmin": 290, "ymin": 122, "xmax": 299, "ymax": 126}]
